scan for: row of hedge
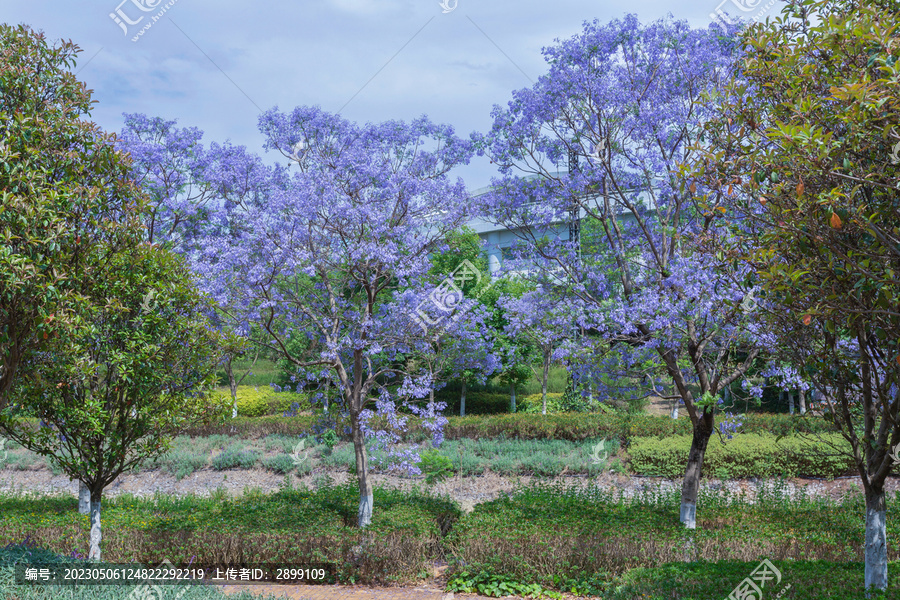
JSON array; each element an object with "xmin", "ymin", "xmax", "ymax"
[
  {"xmin": 629, "ymin": 433, "xmax": 855, "ymax": 479},
  {"xmin": 183, "ymin": 411, "xmax": 839, "ymax": 443},
  {"xmin": 438, "ymin": 411, "xmax": 838, "ymax": 443}
]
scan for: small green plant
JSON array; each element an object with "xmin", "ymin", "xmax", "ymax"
[
  {"xmin": 417, "ymin": 449, "xmax": 455, "ymax": 484},
  {"xmin": 320, "ymin": 429, "xmax": 339, "ymax": 454},
  {"xmin": 552, "ymin": 572, "xmax": 611, "ymax": 596},
  {"xmin": 447, "ymin": 570, "xmax": 561, "ymax": 599}
]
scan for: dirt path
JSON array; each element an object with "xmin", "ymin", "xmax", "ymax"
[{"xmin": 1, "ymin": 464, "xmax": 895, "ymax": 508}]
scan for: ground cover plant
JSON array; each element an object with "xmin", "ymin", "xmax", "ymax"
[
  {"xmin": 0, "ymin": 539, "xmax": 283, "ymax": 600},
  {"xmin": 12, "ymin": 427, "xmax": 859, "ymax": 481},
  {"xmin": 5, "ymin": 480, "xmax": 900, "ymax": 597},
  {"xmin": 601, "ymin": 560, "xmax": 900, "ymax": 599},
  {"xmin": 0, "ymin": 483, "xmax": 459, "ymax": 585},
  {"xmin": 446, "ymin": 482, "xmax": 900, "ymax": 596}
]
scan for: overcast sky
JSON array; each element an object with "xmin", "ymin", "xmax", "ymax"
[{"xmin": 1, "ymin": 0, "xmax": 777, "ymax": 189}]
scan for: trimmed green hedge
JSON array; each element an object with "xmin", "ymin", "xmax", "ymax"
[
  {"xmin": 447, "ymin": 391, "xmax": 511, "ymax": 415},
  {"xmin": 181, "ymin": 411, "xmax": 838, "ymax": 443},
  {"xmin": 440, "ymin": 412, "xmax": 837, "ymax": 443},
  {"xmin": 629, "ymin": 433, "xmax": 855, "ymax": 479}
]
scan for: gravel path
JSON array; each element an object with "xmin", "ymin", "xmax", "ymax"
[{"xmin": 1, "ymin": 465, "xmax": 895, "ymax": 511}]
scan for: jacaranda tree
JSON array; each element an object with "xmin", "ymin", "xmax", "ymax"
[
  {"xmin": 195, "ymin": 106, "xmax": 479, "ymax": 527},
  {"xmin": 117, "ymin": 113, "xmax": 276, "ymax": 414},
  {"xmin": 475, "ymin": 15, "xmax": 763, "ymax": 528}
]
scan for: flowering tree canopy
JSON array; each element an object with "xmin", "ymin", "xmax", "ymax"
[
  {"xmin": 474, "ymin": 14, "xmax": 761, "ymax": 528},
  {"xmin": 195, "ymin": 106, "xmax": 479, "ymax": 527},
  {"xmin": 117, "ymin": 113, "xmax": 276, "ymax": 252}
]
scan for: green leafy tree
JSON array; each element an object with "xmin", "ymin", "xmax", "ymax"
[
  {"xmin": 694, "ymin": 0, "xmax": 900, "ymax": 591},
  {"xmin": 3, "ymin": 245, "xmax": 231, "ymax": 561},
  {"xmin": 0, "ymin": 24, "xmax": 144, "ymax": 405},
  {"xmin": 428, "ymin": 227, "xmax": 496, "ymax": 415}
]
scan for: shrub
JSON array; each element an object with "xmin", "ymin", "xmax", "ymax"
[
  {"xmin": 628, "ymin": 433, "xmax": 854, "ymax": 479},
  {"xmin": 180, "ymin": 411, "xmax": 838, "ymax": 443},
  {"xmin": 181, "ymin": 415, "xmax": 317, "ymax": 438},
  {"xmin": 417, "ymin": 449, "xmax": 455, "ymax": 484},
  {"xmin": 517, "ymin": 393, "xmax": 564, "ymax": 413},
  {"xmin": 211, "ymin": 449, "xmax": 260, "ymax": 470},
  {"xmin": 234, "ymin": 386, "xmax": 274, "ymax": 417},
  {"xmin": 448, "ymin": 392, "xmax": 511, "ymax": 415},
  {"xmin": 261, "ymin": 454, "xmax": 295, "ymax": 474}
]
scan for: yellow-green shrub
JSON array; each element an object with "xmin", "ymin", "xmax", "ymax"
[
  {"xmin": 517, "ymin": 393, "xmax": 564, "ymax": 413},
  {"xmin": 212, "ymin": 386, "xmax": 312, "ymax": 417},
  {"xmin": 234, "ymin": 386, "xmax": 273, "ymax": 417}
]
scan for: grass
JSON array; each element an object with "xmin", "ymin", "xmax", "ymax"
[
  {"xmin": 220, "ymin": 358, "xmax": 281, "ymax": 387},
  {"xmin": 518, "ymin": 364, "xmax": 570, "ymax": 396}
]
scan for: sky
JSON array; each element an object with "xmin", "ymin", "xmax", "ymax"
[{"xmin": 1, "ymin": 0, "xmax": 780, "ymax": 190}]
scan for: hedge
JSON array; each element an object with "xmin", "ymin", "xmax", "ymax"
[
  {"xmin": 181, "ymin": 411, "xmax": 839, "ymax": 442},
  {"xmin": 628, "ymin": 433, "xmax": 855, "ymax": 479},
  {"xmin": 446, "ymin": 391, "xmax": 512, "ymax": 416}
]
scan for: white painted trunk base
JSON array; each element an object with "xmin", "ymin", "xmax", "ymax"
[
  {"xmin": 680, "ymin": 501, "xmax": 696, "ymax": 529},
  {"xmin": 78, "ymin": 482, "xmax": 90, "ymax": 515},
  {"xmin": 89, "ymin": 500, "xmax": 102, "ymax": 561},
  {"xmin": 866, "ymin": 508, "xmax": 887, "ymax": 593},
  {"xmin": 671, "ymin": 406, "xmax": 679, "ymax": 420},
  {"xmin": 358, "ymin": 492, "xmax": 373, "ymax": 528}
]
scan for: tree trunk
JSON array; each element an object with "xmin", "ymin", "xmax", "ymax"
[
  {"xmin": 460, "ymin": 381, "xmax": 466, "ymax": 417},
  {"xmin": 350, "ymin": 409, "xmax": 372, "ymax": 528},
  {"xmin": 788, "ymin": 390, "xmax": 795, "ymax": 415},
  {"xmin": 541, "ymin": 347, "xmax": 550, "ymax": 416},
  {"xmin": 680, "ymin": 411, "xmax": 713, "ymax": 529},
  {"xmin": 78, "ymin": 480, "xmax": 90, "ymax": 515},
  {"xmin": 865, "ymin": 483, "xmax": 888, "ymax": 593},
  {"xmin": 799, "ymin": 388, "xmax": 806, "ymax": 415},
  {"xmin": 671, "ymin": 401, "xmax": 679, "ymax": 420},
  {"xmin": 510, "ymin": 383, "xmax": 516, "ymax": 413},
  {"xmin": 88, "ymin": 488, "xmax": 103, "ymax": 561},
  {"xmin": 226, "ymin": 356, "xmax": 238, "ymax": 418}
]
